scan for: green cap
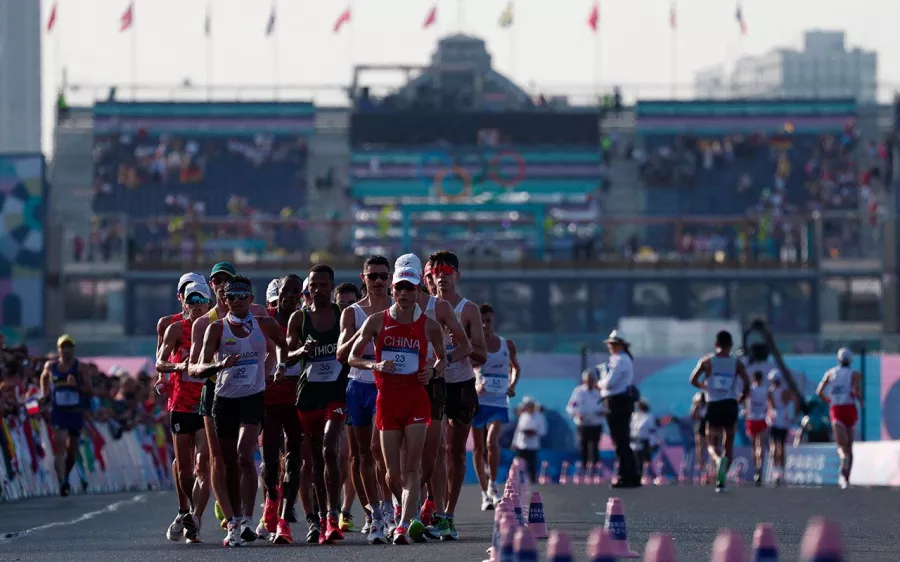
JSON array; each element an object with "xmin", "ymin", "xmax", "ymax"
[{"xmin": 210, "ymin": 262, "xmax": 236, "ymax": 278}]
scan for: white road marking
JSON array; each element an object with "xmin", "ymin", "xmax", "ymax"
[{"xmin": 0, "ymin": 494, "xmax": 147, "ymax": 541}]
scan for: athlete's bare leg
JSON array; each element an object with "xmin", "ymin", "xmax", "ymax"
[
  {"xmin": 471, "ymin": 427, "xmax": 489, "ymax": 493},
  {"xmin": 193, "ymin": 431, "xmax": 211, "ymax": 518},
  {"xmin": 421, "ymin": 420, "xmax": 446, "ymax": 514},
  {"xmin": 205, "ymin": 418, "xmax": 233, "ymax": 520},
  {"xmin": 444, "ymin": 419, "xmax": 470, "ymax": 516},
  {"xmin": 237, "ymin": 424, "xmax": 261, "ymax": 520}
]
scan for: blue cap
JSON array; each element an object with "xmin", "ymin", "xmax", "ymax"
[{"xmin": 210, "ymin": 262, "xmax": 236, "ymax": 278}]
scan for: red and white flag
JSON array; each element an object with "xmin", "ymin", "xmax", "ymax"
[
  {"xmin": 333, "ymin": 7, "xmax": 351, "ymax": 33},
  {"xmin": 423, "ymin": 5, "xmax": 437, "ymax": 29},
  {"xmin": 120, "ymin": 2, "xmax": 134, "ymax": 32},
  {"xmin": 587, "ymin": 1, "xmax": 599, "ymax": 32},
  {"xmin": 47, "ymin": 2, "xmax": 58, "ymax": 33}
]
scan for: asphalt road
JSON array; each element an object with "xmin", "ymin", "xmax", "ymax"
[{"xmin": 0, "ymin": 484, "xmax": 896, "ymax": 561}]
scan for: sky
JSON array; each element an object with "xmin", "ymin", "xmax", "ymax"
[{"xmin": 41, "ymin": 0, "xmax": 900, "ymax": 152}]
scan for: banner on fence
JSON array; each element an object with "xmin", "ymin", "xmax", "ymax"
[{"xmin": 850, "ymin": 440, "xmax": 900, "ymax": 487}]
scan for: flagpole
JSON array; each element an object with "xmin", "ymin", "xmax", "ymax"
[
  {"xmin": 206, "ymin": 0, "xmax": 213, "ymax": 100},
  {"xmin": 348, "ymin": 0, "xmax": 354, "ymax": 95}
]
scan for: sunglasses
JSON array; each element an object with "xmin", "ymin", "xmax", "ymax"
[
  {"xmin": 225, "ymin": 292, "xmax": 251, "ymax": 302},
  {"xmin": 393, "ymin": 282, "xmax": 417, "ymax": 292},
  {"xmin": 185, "ymin": 294, "xmax": 211, "ymax": 305},
  {"xmin": 431, "ymin": 264, "xmax": 457, "ymax": 277},
  {"xmin": 365, "ymin": 272, "xmax": 390, "ymax": 281}
]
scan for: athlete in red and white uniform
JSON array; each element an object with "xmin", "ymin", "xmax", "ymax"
[
  {"xmin": 743, "ymin": 370, "xmax": 770, "ymax": 486},
  {"xmin": 156, "ymin": 271, "xmax": 206, "ymax": 541},
  {"xmin": 767, "ymin": 369, "xmax": 796, "ymax": 487},
  {"xmin": 816, "ymin": 347, "xmax": 863, "ymax": 489},
  {"xmin": 156, "ymin": 281, "xmax": 213, "ymax": 543},
  {"xmin": 349, "ymin": 266, "xmax": 447, "ymax": 545}
]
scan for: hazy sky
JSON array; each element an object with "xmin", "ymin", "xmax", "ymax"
[{"xmin": 41, "ymin": 0, "xmax": 900, "ymax": 150}]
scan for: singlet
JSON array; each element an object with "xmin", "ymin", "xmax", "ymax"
[
  {"xmin": 631, "ymin": 411, "xmax": 657, "ymax": 442},
  {"xmin": 50, "ymin": 360, "xmax": 82, "ymax": 412},
  {"xmin": 374, "ymin": 308, "xmax": 428, "ymax": 390},
  {"xmin": 476, "ymin": 337, "xmax": 510, "ymax": 408},
  {"xmin": 705, "ymin": 355, "xmax": 738, "ymax": 403},
  {"xmin": 769, "ymin": 388, "xmax": 793, "ymax": 429},
  {"xmin": 295, "ymin": 304, "xmax": 348, "ymax": 411},
  {"xmin": 204, "ymin": 307, "xmax": 223, "ymax": 384},
  {"xmin": 215, "ymin": 315, "xmax": 267, "ymax": 399},
  {"xmin": 348, "ymin": 303, "xmax": 378, "ymax": 384},
  {"xmin": 170, "ymin": 318, "xmax": 205, "ymax": 413},
  {"xmin": 426, "ymin": 296, "xmax": 475, "ymax": 384},
  {"xmin": 263, "ymin": 306, "xmax": 301, "ymax": 407},
  {"xmin": 822, "ymin": 365, "xmax": 855, "ymax": 406},
  {"xmin": 746, "ymin": 384, "xmax": 769, "ymax": 421}
]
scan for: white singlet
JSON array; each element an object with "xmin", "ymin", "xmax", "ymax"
[
  {"xmin": 476, "ymin": 337, "xmax": 510, "ymax": 408},
  {"xmin": 425, "ymin": 296, "xmax": 476, "ymax": 384},
  {"xmin": 746, "ymin": 385, "xmax": 769, "ymax": 421},
  {"xmin": 216, "ymin": 316, "xmax": 267, "ymax": 398},
  {"xmin": 705, "ymin": 355, "xmax": 738, "ymax": 403},
  {"xmin": 348, "ymin": 303, "xmax": 377, "ymax": 383},
  {"xmin": 769, "ymin": 388, "xmax": 793, "ymax": 429},
  {"xmin": 822, "ymin": 365, "xmax": 855, "ymax": 406}
]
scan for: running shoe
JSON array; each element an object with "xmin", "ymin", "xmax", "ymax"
[
  {"xmin": 214, "ymin": 501, "xmax": 225, "ymax": 523},
  {"xmin": 489, "ymin": 482, "xmax": 502, "ymax": 505},
  {"xmin": 273, "ymin": 519, "xmax": 293, "ymax": 544},
  {"xmin": 183, "ymin": 513, "xmax": 201, "ymax": 544},
  {"xmin": 339, "ymin": 511, "xmax": 354, "ymax": 532},
  {"xmin": 166, "ymin": 513, "xmax": 186, "ymax": 541},
  {"xmin": 262, "ymin": 497, "xmax": 279, "ymax": 535},
  {"xmin": 361, "ymin": 516, "xmax": 372, "ymax": 534},
  {"xmin": 839, "ymin": 475, "xmax": 849, "ymax": 490},
  {"xmin": 240, "ymin": 516, "xmax": 258, "ymax": 542},
  {"xmin": 367, "ymin": 519, "xmax": 387, "ymax": 545},
  {"xmin": 408, "ymin": 519, "xmax": 427, "ymax": 543},
  {"xmin": 324, "ymin": 515, "xmax": 345, "ymax": 543},
  {"xmin": 255, "ymin": 518, "xmax": 272, "ymax": 542},
  {"xmin": 716, "ymin": 456, "xmax": 729, "ymax": 488},
  {"xmin": 223, "ymin": 520, "xmax": 242, "ymax": 547},
  {"xmin": 393, "ymin": 525, "xmax": 410, "ymax": 545},
  {"xmin": 441, "ymin": 517, "xmax": 459, "ymax": 541},
  {"xmin": 60, "ymin": 482, "xmax": 70, "ymax": 497},
  {"xmin": 426, "ymin": 514, "xmax": 451, "ymax": 540},
  {"xmin": 419, "ymin": 498, "xmax": 436, "ymax": 526},
  {"xmin": 481, "ymin": 492, "xmax": 494, "ymax": 512},
  {"xmin": 753, "ymin": 471, "xmax": 762, "ymax": 487},
  {"xmin": 306, "ymin": 516, "xmax": 320, "ymax": 544}
]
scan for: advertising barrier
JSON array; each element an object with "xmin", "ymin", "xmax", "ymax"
[
  {"xmin": 0, "ymin": 416, "xmax": 172, "ymax": 503},
  {"xmin": 850, "ymin": 440, "xmax": 900, "ymax": 487}
]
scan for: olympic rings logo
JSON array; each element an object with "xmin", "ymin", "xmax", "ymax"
[
  {"xmin": 433, "ymin": 166, "xmax": 472, "ymax": 201},
  {"xmin": 417, "ymin": 149, "xmax": 528, "ymax": 198}
]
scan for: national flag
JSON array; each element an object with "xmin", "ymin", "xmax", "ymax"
[
  {"xmin": 47, "ymin": 2, "xmax": 58, "ymax": 33},
  {"xmin": 669, "ymin": 1, "xmax": 676, "ymax": 30},
  {"xmin": 120, "ymin": 2, "xmax": 134, "ymax": 32},
  {"xmin": 587, "ymin": 1, "xmax": 599, "ymax": 32},
  {"xmin": 25, "ymin": 398, "xmax": 40, "ymax": 416},
  {"xmin": 735, "ymin": 3, "xmax": 747, "ymax": 35},
  {"xmin": 498, "ymin": 2, "xmax": 513, "ymax": 28},
  {"xmin": 266, "ymin": 6, "xmax": 276, "ymax": 36},
  {"xmin": 333, "ymin": 7, "xmax": 351, "ymax": 33},
  {"xmin": 423, "ymin": 5, "xmax": 437, "ymax": 29},
  {"xmin": 204, "ymin": 5, "xmax": 211, "ymax": 36}
]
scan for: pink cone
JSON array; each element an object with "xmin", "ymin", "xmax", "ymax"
[{"xmin": 711, "ymin": 529, "xmax": 749, "ymax": 562}]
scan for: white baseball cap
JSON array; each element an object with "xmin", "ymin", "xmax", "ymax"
[
  {"xmin": 266, "ymin": 279, "xmax": 280, "ymax": 303},
  {"xmin": 837, "ymin": 347, "xmax": 853, "ymax": 364},
  {"xmin": 178, "ymin": 272, "xmax": 206, "ymax": 294},
  {"xmin": 767, "ymin": 368, "xmax": 782, "ymax": 383},
  {"xmin": 302, "ymin": 277, "xmax": 310, "ymax": 293},
  {"xmin": 395, "ymin": 253, "xmax": 422, "ymax": 272},
  {"xmin": 392, "ymin": 267, "xmax": 422, "ymax": 286},
  {"xmin": 182, "ymin": 281, "xmax": 212, "ymax": 301}
]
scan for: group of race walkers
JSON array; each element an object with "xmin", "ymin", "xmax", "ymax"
[{"xmin": 143, "ymin": 251, "xmax": 520, "ymax": 547}]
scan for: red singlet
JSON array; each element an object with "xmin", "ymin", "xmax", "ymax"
[
  {"xmin": 169, "ymin": 318, "xmax": 204, "ymax": 414},
  {"xmin": 373, "ymin": 309, "xmax": 430, "ymax": 431},
  {"xmin": 265, "ymin": 305, "xmax": 299, "ymax": 407}
]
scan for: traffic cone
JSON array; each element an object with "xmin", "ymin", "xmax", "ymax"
[
  {"xmin": 712, "ymin": 529, "xmax": 749, "ymax": 562},
  {"xmin": 752, "ymin": 523, "xmax": 778, "ymax": 561},
  {"xmin": 489, "ymin": 502, "xmax": 514, "ymax": 560},
  {"xmin": 517, "ymin": 464, "xmax": 532, "ymax": 500},
  {"xmin": 514, "ymin": 526, "xmax": 538, "ymax": 562},
  {"xmin": 573, "ymin": 461, "xmax": 584, "ymax": 484},
  {"xmin": 510, "ymin": 492, "xmax": 526, "ymax": 526},
  {"xmin": 527, "ymin": 491, "xmax": 548, "ymax": 539},
  {"xmin": 588, "ymin": 528, "xmax": 621, "ymax": 562},
  {"xmin": 499, "ymin": 514, "xmax": 517, "ymax": 562},
  {"xmin": 603, "ymin": 497, "xmax": 639, "ymax": 558},
  {"xmin": 548, "ymin": 530, "xmax": 573, "ymax": 562},
  {"xmin": 539, "ymin": 461, "xmax": 551, "ymax": 485},
  {"xmin": 800, "ymin": 517, "xmax": 844, "ymax": 562},
  {"xmin": 559, "ymin": 461, "xmax": 570, "ymax": 485},
  {"xmin": 644, "ymin": 533, "xmax": 678, "ymax": 562}
]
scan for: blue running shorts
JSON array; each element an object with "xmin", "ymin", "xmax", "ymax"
[
  {"xmin": 346, "ymin": 379, "xmax": 378, "ymax": 427},
  {"xmin": 51, "ymin": 410, "xmax": 85, "ymax": 436},
  {"xmin": 471, "ymin": 405, "xmax": 509, "ymax": 430}
]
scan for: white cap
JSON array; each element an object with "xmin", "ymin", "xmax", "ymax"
[
  {"xmin": 178, "ymin": 272, "xmax": 206, "ymax": 293},
  {"xmin": 395, "ymin": 253, "xmax": 422, "ymax": 272},
  {"xmin": 767, "ymin": 368, "xmax": 782, "ymax": 383},
  {"xmin": 837, "ymin": 347, "xmax": 853, "ymax": 364},
  {"xmin": 392, "ymin": 267, "xmax": 422, "ymax": 286},
  {"xmin": 266, "ymin": 279, "xmax": 280, "ymax": 303},
  {"xmin": 302, "ymin": 277, "xmax": 310, "ymax": 293},
  {"xmin": 182, "ymin": 281, "xmax": 212, "ymax": 300}
]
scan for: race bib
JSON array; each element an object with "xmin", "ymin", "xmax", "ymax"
[
  {"xmin": 224, "ymin": 361, "xmax": 258, "ymax": 386},
  {"xmin": 307, "ymin": 359, "xmax": 340, "ymax": 383},
  {"xmin": 54, "ymin": 388, "xmax": 80, "ymax": 407},
  {"xmin": 284, "ymin": 363, "xmax": 303, "ymax": 378},
  {"xmin": 482, "ymin": 373, "xmax": 508, "ymax": 394},
  {"xmin": 382, "ymin": 350, "xmax": 418, "ymax": 375},
  {"xmin": 831, "ymin": 385, "xmax": 845, "ymax": 397},
  {"xmin": 710, "ymin": 373, "xmax": 733, "ymax": 391}
]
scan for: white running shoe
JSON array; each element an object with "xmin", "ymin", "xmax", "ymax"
[
  {"xmin": 256, "ymin": 521, "xmax": 272, "ymax": 541},
  {"xmin": 166, "ymin": 513, "xmax": 185, "ymax": 541},
  {"xmin": 489, "ymin": 482, "xmax": 501, "ymax": 505},
  {"xmin": 223, "ymin": 520, "xmax": 242, "ymax": 547},
  {"xmin": 183, "ymin": 513, "xmax": 201, "ymax": 544},
  {"xmin": 367, "ymin": 519, "xmax": 387, "ymax": 544},
  {"xmin": 839, "ymin": 475, "xmax": 849, "ymax": 489},
  {"xmin": 240, "ymin": 516, "xmax": 258, "ymax": 542},
  {"xmin": 361, "ymin": 517, "xmax": 372, "ymax": 534},
  {"xmin": 481, "ymin": 492, "xmax": 494, "ymax": 512}
]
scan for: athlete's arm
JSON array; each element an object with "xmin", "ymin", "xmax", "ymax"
[
  {"xmin": 39, "ymin": 362, "xmax": 52, "ymax": 401},
  {"xmin": 250, "ymin": 303, "xmax": 269, "ymax": 317},
  {"xmin": 156, "ymin": 315, "xmax": 170, "ymax": 354},
  {"xmin": 462, "ymin": 302, "xmax": 487, "ymax": 364},
  {"xmin": 336, "ymin": 307, "xmax": 360, "ymax": 365},
  {"xmin": 156, "ymin": 322, "xmax": 187, "ymax": 373},
  {"xmin": 349, "ymin": 314, "xmax": 384, "ymax": 371},
  {"xmin": 815, "ymin": 372, "xmax": 830, "ymax": 402},
  {"xmin": 507, "ymin": 338, "xmax": 520, "ymax": 397},
  {"xmin": 284, "ymin": 311, "xmax": 316, "ymax": 363},
  {"xmin": 426, "ymin": 316, "xmax": 448, "ymax": 378},
  {"xmin": 736, "ymin": 362, "xmax": 750, "ymax": 402},
  {"xmin": 188, "ymin": 316, "xmax": 210, "ymax": 367},
  {"xmin": 852, "ymin": 371, "xmax": 864, "ymax": 406},
  {"xmin": 189, "ymin": 321, "xmax": 238, "ymax": 377},
  {"xmin": 689, "ymin": 395, "xmax": 701, "ymax": 419},
  {"xmin": 689, "ymin": 357, "xmax": 709, "ymax": 389},
  {"xmin": 434, "ymin": 299, "xmax": 472, "ymax": 361}
]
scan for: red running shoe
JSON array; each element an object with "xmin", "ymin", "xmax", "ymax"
[
  {"xmin": 324, "ymin": 515, "xmax": 345, "ymax": 543},
  {"xmin": 419, "ymin": 498, "xmax": 436, "ymax": 526},
  {"xmin": 273, "ymin": 519, "xmax": 293, "ymax": 545},
  {"xmin": 262, "ymin": 497, "xmax": 279, "ymax": 534}
]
